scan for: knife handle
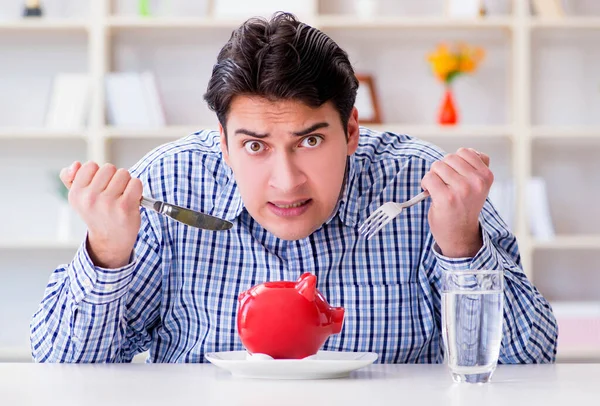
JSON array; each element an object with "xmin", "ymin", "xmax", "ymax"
[
  {"xmin": 140, "ymin": 196, "xmax": 179, "ymax": 220},
  {"xmin": 140, "ymin": 196, "xmax": 161, "ymax": 213}
]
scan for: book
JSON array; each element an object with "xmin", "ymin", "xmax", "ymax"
[
  {"xmin": 45, "ymin": 73, "xmax": 90, "ymax": 130},
  {"xmin": 105, "ymin": 72, "xmax": 166, "ymax": 128},
  {"xmin": 446, "ymin": 0, "xmax": 484, "ymax": 18},
  {"xmin": 140, "ymin": 71, "xmax": 166, "ymax": 128},
  {"xmin": 527, "ymin": 177, "xmax": 555, "ymax": 240},
  {"xmin": 531, "ymin": 0, "xmax": 565, "ymax": 18},
  {"xmin": 488, "ymin": 179, "xmax": 515, "ymax": 231}
]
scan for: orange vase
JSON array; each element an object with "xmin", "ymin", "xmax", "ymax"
[{"xmin": 438, "ymin": 87, "xmax": 458, "ymax": 125}]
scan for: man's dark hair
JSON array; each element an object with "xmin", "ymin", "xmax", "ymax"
[{"xmin": 204, "ymin": 12, "xmax": 358, "ymax": 137}]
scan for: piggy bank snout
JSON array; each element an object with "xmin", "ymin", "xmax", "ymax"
[{"xmin": 330, "ymin": 307, "xmax": 345, "ymax": 334}]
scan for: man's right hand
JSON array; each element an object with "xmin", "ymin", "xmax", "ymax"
[{"xmin": 60, "ymin": 161, "xmax": 143, "ymax": 269}]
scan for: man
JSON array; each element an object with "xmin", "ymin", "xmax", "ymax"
[{"xmin": 30, "ymin": 12, "xmax": 557, "ymax": 363}]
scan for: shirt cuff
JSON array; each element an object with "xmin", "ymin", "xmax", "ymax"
[
  {"xmin": 67, "ymin": 236, "xmax": 136, "ymax": 305},
  {"xmin": 433, "ymin": 226, "xmax": 501, "ymax": 272}
]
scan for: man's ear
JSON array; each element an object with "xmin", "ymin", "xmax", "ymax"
[
  {"xmin": 346, "ymin": 107, "xmax": 360, "ymax": 156},
  {"xmin": 219, "ymin": 123, "xmax": 231, "ymax": 166}
]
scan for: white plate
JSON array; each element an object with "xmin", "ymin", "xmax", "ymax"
[{"xmin": 205, "ymin": 350, "xmax": 378, "ymax": 379}]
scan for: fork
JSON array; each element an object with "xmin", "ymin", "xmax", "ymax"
[{"xmin": 358, "ymin": 191, "xmax": 430, "ymax": 240}]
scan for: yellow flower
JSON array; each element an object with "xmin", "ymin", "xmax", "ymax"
[{"xmin": 426, "ymin": 42, "xmax": 485, "ymax": 84}]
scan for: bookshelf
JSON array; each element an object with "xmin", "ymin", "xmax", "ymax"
[
  {"xmin": 0, "ymin": 128, "xmax": 85, "ymax": 139},
  {"xmin": 0, "ymin": 0, "xmax": 599, "ymax": 362},
  {"xmin": 532, "ymin": 235, "xmax": 600, "ymax": 250},
  {"xmin": 0, "ymin": 19, "xmax": 88, "ymax": 31}
]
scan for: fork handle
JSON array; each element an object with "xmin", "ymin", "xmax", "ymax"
[{"xmin": 401, "ymin": 190, "xmax": 430, "ymax": 208}]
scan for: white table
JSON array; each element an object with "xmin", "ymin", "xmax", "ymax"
[{"xmin": 1, "ymin": 363, "xmax": 599, "ymax": 405}]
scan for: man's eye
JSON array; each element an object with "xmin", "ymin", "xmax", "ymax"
[
  {"xmin": 244, "ymin": 141, "xmax": 265, "ymax": 154},
  {"xmin": 300, "ymin": 136, "xmax": 322, "ymax": 148}
]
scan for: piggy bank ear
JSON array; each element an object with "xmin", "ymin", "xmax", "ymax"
[{"xmin": 295, "ymin": 273, "xmax": 317, "ymax": 302}]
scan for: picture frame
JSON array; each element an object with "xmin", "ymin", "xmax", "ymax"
[
  {"xmin": 23, "ymin": 0, "xmax": 43, "ymax": 17},
  {"xmin": 354, "ymin": 74, "xmax": 382, "ymax": 124}
]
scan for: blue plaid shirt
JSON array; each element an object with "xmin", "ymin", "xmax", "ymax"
[{"xmin": 30, "ymin": 127, "xmax": 558, "ymax": 363}]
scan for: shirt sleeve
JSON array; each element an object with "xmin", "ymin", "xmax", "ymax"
[
  {"xmin": 426, "ymin": 200, "xmax": 559, "ymax": 364},
  {"xmin": 30, "ymin": 210, "xmax": 164, "ymax": 363}
]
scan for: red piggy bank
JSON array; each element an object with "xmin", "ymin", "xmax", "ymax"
[{"xmin": 237, "ymin": 273, "xmax": 345, "ymax": 359}]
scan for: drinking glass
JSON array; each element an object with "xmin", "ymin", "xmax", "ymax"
[{"xmin": 441, "ymin": 269, "xmax": 504, "ymax": 383}]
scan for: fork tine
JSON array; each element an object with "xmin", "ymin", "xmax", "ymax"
[
  {"xmin": 358, "ymin": 210, "xmax": 387, "ymax": 236},
  {"xmin": 365, "ymin": 216, "xmax": 393, "ymax": 240},
  {"xmin": 361, "ymin": 212, "xmax": 390, "ymax": 239},
  {"xmin": 357, "ymin": 209, "xmax": 381, "ymax": 233},
  {"xmin": 366, "ymin": 213, "xmax": 389, "ymax": 237},
  {"xmin": 360, "ymin": 191, "xmax": 429, "ymax": 239}
]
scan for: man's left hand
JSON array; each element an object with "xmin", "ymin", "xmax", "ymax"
[{"xmin": 421, "ymin": 148, "xmax": 493, "ymax": 258}]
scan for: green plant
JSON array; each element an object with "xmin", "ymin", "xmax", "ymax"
[{"xmin": 139, "ymin": 0, "xmax": 151, "ymax": 17}]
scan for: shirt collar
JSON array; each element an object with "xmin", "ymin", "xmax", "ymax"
[
  {"xmin": 210, "ymin": 161, "xmax": 245, "ymax": 221},
  {"xmin": 328, "ymin": 155, "xmax": 360, "ymax": 227},
  {"xmin": 210, "ymin": 153, "xmax": 361, "ymax": 228}
]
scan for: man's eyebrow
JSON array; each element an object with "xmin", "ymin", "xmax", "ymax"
[
  {"xmin": 292, "ymin": 122, "xmax": 329, "ymax": 137},
  {"xmin": 234, "ymin": 129, "xmax": 268, "ymax": 138},
  {"xmin": 233, "ymin": 122, "xmax": 330, "ymax": 138}
]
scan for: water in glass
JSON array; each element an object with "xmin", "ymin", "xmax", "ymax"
[{"xmin": 441, "ymin": 270, "xmax": 504, "ymax": 383}]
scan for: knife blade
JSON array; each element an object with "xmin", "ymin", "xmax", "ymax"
[{"xmin": 140, "ymin": 197, "xmax": 233, "ymax": 231}]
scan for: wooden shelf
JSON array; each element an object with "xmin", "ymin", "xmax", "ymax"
[
  {"xmin": 0, "ymin": 19, "xmax": 89, "ymax": 31},
  {"xmin": 532, "ymin": 235, "xmax": 600, "ymax": 250},
  {"xmin": 0, "ymin": 128, "xmax": 86, "ymax": 140},
  {"xmin": 106, "ymin": 15, "xmax": 515, "ymax": 31},
  {"xmin": 0, "ymin": 240, "xmax": 80, "ymax": 250},
  {"xmin": 369, "ymin": 124, "xmax": 512, "ymax": 139},
  {"xmin": 105, "ymin": 124, "xmax": 510, "ymax": 140},
  {"xmin": 0, "ymin": 125, "xmax": 514, "ymax": 140},
  {"xmin": 317, "ymin": 15, "xmax": 513, "ymax": 29},
  {"xmin": 103, "ymin": 126, "xmax": 210, "ymax": 139},
  {"xmin": 532, "ymin": 126, "xmax": 600, "ymax": 139},
  {"xmin": 107, "ymin": 16, "xmax": 243, "ymax": 30},
  {"xmin": 530, "ymin": 17, "xmax": 600, "ymax": 29}
]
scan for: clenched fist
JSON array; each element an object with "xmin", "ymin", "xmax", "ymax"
[
  {"xmin": 60, "ymin": 161, "xmax": 143, "ymax": 269},
  {"xmin": 421, "ymin": 148, "xmax": 493, "ymax": 258}
]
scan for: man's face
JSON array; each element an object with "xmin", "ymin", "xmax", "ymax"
[{"xmin": 220, "ymin": 96, "xmax": 359, "ymax": 240}]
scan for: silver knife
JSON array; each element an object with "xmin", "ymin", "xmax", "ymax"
[{"xmin": 140, "ymin": 196, "xmax": 233, "ymax": 231}]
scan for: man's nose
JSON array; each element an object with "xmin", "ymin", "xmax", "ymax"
[{"xmin": 268, "ymin": 153, "xmax": 307, "ymax": 193}]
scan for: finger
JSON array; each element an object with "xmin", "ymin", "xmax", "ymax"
[
  {"xmin": 443, "ymin": 153, "xmax": 477, "ymax": 178},
  {"xmin": 430, "ymin": 160, "xmax": 463, "ymax": 187},
  {"xmin": 104, "ymin": 168, "xmax": 131, "ymax": 197},
  {"xmin": 60, "ymin": 161, "xmax": 82, "ymax": 189},
  {"xmin": 477, "ymin": 151, "xmax": 490, "ymax": 167},
  {"xmin": 456, "ymin": 148, "xmax": 490, "ymax": 171},
  {"xmin": 457, "ymin": 148, "xmax": 494, "ymax": 185},
  {"xmin": 421, "ymin": 171, "xmax": 450, "ymax": 203},
  {"xmin": 72, "ymin": 161, "xmax": 99, "ymax": 189},
  {"xmin": 120, "ymin": 178, "xmax": 143, "ymax": 211},
  {"xmin": 89, "ymin": 163, "xmax": 117, "ymax": 194}
]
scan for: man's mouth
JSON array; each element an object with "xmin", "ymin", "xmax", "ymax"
[
  {"xmin": 272, "ymin": 200, "xmax": 310, "ymax": 209},
  {"xmin": 268, "ymin": 199, "xmax": 313, "ymax": 217}
]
